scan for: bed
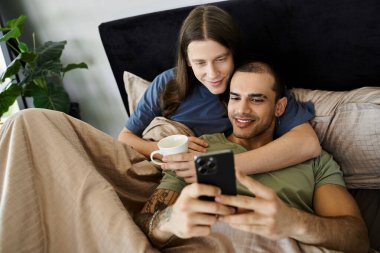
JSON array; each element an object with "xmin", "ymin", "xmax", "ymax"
[{"xmin": 99, "ymin": 0, "xmax": 380, "ymax": 251}]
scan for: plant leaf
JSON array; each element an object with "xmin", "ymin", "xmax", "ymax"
[
  {"xmin": 1, "ymin": 52, "xmax": 36, "ymax": 82},
  {"xmin": 36, "ymin": 41, "xmax": 66, "ymax": 66},
  {"xmin": 0, "ymin": 15, "xmax": 26, "ymax": 42},
  {"xmin": 31, "ymin": 81, "xmax": 70, "ymax": 113},
  {"xmin": 63, "ymin": 62, "xmax": 88, "ymax": 73},
  {"xmin": 1, "ymin": 59, "xmax": 21, "ymax": 81},
  {"xmin": 0, "ymin": 83, "xmax": 22, "ymax": 118},
  {"xmin": 6, "ymin": 15, "xmax": 26, "ymax": 29},
  {"xmin": 0, "ymin": 27, "xmax": 20, "ymax": 42},
  {"xmin": 18, "ymin": 42, "xmax": 29, "ymax": 52},
  {"xmin": 24, "ymin": 60, "xmax": 62, "ymax": 83},
  {"xmin": 19, "ymin": 51, "xmax": 37, "ymax": 63}
]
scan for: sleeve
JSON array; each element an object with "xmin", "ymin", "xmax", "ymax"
[
  {"xmin": 275, "ymin": 88, "xmax": 315, "ymax": 137},
  {"xmin": 156, "ymin": 170, "xmax": 187, "ymax": 193},
  {"xmin": 126, "ymin": 69, "xmax": 175, "ymax": 136},
  {"xmin": 314, "ymin": 150, "xmax": 346, "ymax": 188}
]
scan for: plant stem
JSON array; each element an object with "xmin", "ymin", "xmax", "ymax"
[
  {"xmin": 6, "ymin": 42, "xmax": 21, "ymax": 55},
  {"xmin": 32, "ymin": 33, "xmax": 36, "ymax": 52}
]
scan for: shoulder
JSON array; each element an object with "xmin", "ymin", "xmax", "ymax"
[
  {"xmin": 144, "ymin": 68, "xmax": 175, "ymax": 95},
  {"xmin": 275, "ymin": 88, "xmax": 315, "ymax": 136},
  {"xmin": 315, "ymin": 149, "xmax": 337, "ymax": 166},
  {"xmin": 152, "ymin": 68, "xmax": 175, "ymax": 85},
  {"xmin": 313, "ymin": 149, "xmax": 345, "ymax": 187}
]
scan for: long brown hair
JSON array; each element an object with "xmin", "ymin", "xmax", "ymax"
[{"xmin": 160, "ymin": 5, "xmax": 241, "ymax": 117}]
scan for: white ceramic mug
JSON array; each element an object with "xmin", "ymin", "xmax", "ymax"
[{"xmin": 150, "ymin": 135, "xmax": 189, "ymax": 165}]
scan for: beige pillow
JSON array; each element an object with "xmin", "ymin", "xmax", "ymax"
[
  {"xmin": 123, "ymin": 71, "xmax": 149, "ymax": 114},
  {"xmin": 291, "ymin": 87, "xmax": 380, "ymax": 189}
]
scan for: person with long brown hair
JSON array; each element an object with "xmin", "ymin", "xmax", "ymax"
[{"xmin": 118, "ymin": 5, "xmax": 321, "ymax": 181}]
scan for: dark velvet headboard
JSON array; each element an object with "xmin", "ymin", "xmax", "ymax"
[
  {"xmin": 99, "ymin": 1, "xmax": 380, "ymax": 250},
  {"xmin": 99, "ymin": 0, "xmax": 380, "ymax": 116}
]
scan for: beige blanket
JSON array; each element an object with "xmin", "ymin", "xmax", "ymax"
[{"xmin": 0, "ymin": 109, "xmax": 348, "ymax": 253}]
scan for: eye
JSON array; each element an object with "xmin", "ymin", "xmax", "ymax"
[
  {"xmin": 229, "ymin": 95, "xmax": 240, "ymax": 101},
  {"xmin": 251, "ymin": 98, "xmax": 264, "ymax": 103},
  {"xmin": 216, "ymin": 57, "xmax": 226, "ymax": 62},
  {"xmin": 194, "ymin": 61, "xmax": 205, "ymax": 66}
]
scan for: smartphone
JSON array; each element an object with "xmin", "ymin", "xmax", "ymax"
[{"xmin": 195, "ymin": 149, "xmax": 236, "ymax": 201}]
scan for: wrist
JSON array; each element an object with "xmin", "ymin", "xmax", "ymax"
[
  {"xmin": 288, "ymin": 208, "xmax": 308, "ymax": 239},
  {"xmin": 148, "ymin": 210, "xmax": 175, "ymax": 248}
]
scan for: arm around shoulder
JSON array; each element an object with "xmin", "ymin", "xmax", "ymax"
[{"xmin": 235, "ymin": 122, "xmax": 321, "ymax": 174}]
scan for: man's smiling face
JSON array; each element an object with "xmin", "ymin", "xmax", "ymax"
[{"xmin": 228, "ymin": 71, "xmax": 279, "ymax": 142}]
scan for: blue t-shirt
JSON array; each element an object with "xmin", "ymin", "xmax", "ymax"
[{"xmin": 126, "ymin": 68, "xmax": 314, "ymax": 137}]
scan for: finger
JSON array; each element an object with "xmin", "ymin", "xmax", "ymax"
[
  {"xmin": 236, "ymin": 171, "xmax": 276, "ymax": 200},
  {"xmin": 188, "ymin": 136, "xmax": 209, "ymax": 148},
  {"xmin": 188, "ymin": 143, "xmax": 207, "ymax": 153},
  {"xmin": 163, "ymin": 152, "xmax": 194, "ymax": 162},
  {"xmin": 162, "ymin": 161, "xmax": 193, "ymax": 171},
  {"xmin": 215, "ymin": 194, "xmax": 271, "ymax": 213},
  {"xmin": 189, "ymin": 213, "xmax": 218, "ymax": 226},
  {"xmin": 219, "ymin": 212, "xmax": 266, "ymax": 226},
  {"xmin": 215, "ymin": 194, "xmax": 253, "ymax": 209},
  {"xmin": 183, "ymin": 176, "xmax": 196, "ymax": 184},
  {"xmin": 183, "ymin": 199, "xmax": 235, "ymax": 216},
  {"xmin": 186, "ymin": 199, "xmax": 236, "ymax": 216},
  {"xmin": 175, "ymin": 168, "xmax": 195, "ymax": 178},
  {"xmin": 181, "ymin": 184, "xmax": 235, "ymax": 215},
  {"xmin": 183, "ymin": 183, "xmax": 221, "ymax": 200}
]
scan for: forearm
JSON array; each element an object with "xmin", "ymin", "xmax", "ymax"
[
  {"xmin": 135, "ymin": 189, "xmax": 179, "ymax": 247},
  {"xmin": 291, "ymin": 208, "xmax": 369, "ymax": 252},
  {"xmin": 135, "ymin": 208, "xmax": 175, "ymax": 248},
  {"xmin": 118, "ymin": 128, "xmax": 157, "ymax": 158},
  {"xmin": 235, "ymin": 123, "xmax": 321, "ymax": 174}
]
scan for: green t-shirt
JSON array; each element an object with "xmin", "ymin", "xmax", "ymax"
[{"xmin": 157, "ymin": 133, "xmax": 345, "ymax": 213}]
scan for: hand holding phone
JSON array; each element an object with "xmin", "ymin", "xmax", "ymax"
[{"xmin": 195, "ymin": 150, "xmax": 236, "ymax": 201}]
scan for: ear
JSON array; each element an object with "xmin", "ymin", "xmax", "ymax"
[{"xmin": 275, "ymin": 97, "xmax": 287, "ymax": 117}]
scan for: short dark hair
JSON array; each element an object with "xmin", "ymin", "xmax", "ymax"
[{"xmin": 235, "ymin": 61, "xmax": 285, "ymax": 100}]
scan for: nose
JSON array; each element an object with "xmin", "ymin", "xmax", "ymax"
[
  {"xmin": 206, "ymin": 63, "xmax": 218, "ymax": 79},
  {"xmin": 236, "ymin": 99, "xmax": 251, "ymax": 114}
]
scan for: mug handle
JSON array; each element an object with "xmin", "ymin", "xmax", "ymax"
[{"xmin": 150, "ymin": 150, "xmax": 163, "ymax": 165}]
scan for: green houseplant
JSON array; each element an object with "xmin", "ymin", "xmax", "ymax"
[{"xmin": 0, "ymin": 15, "xmax": 88, "ymax": 118}]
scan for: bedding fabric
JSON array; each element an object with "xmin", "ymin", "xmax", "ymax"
[
  {"xmin": 291, "ymin": 87, "xmax": 380, "ymax": 189},
  {"xmin": 0, "ymin": 109, "xmax": 236, "ymax": 253},
  {"xmin": 0, "ymin": 108, "xmax": 360, "ymax": 252}
]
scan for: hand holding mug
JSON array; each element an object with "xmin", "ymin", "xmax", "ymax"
[{"xmin": 150, "ymin": 135, "xmax": 189, "ymax": 165}]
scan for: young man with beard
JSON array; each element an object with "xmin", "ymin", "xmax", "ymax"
[{"xmin": 135, "ymin": 62, "xmax": 369, "ymax": 252}]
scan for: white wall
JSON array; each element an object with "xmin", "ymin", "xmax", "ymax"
[{"xmin": 2, "ymin": 0, "xmax": 224, "ymax": 137}]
